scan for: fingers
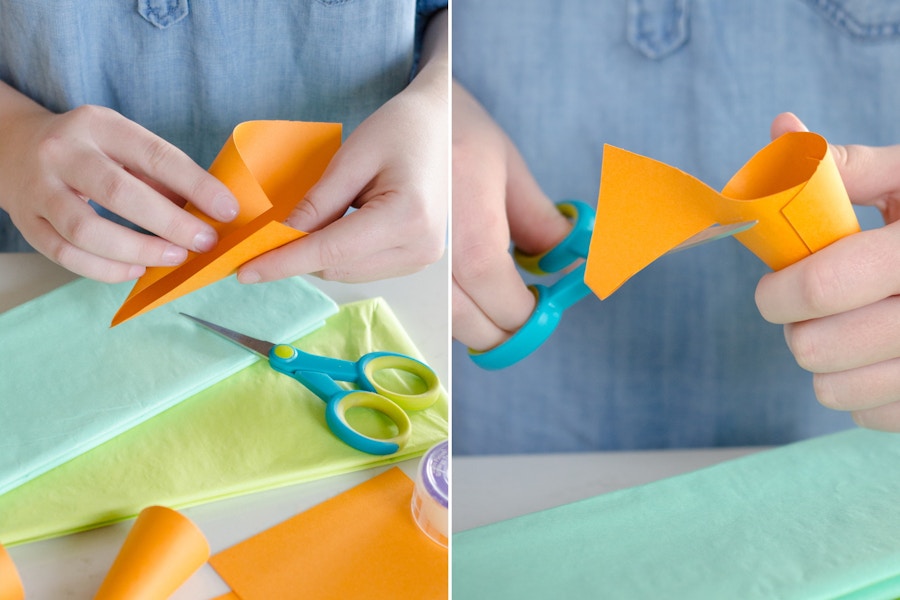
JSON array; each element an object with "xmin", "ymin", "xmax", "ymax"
[
  {"xmin": 760, "ymin": 262, "xmax": 900, "ymax": 428},
  {"xmin": 19, "ymin": 189, "xmax": 194, "ymax": 282},
  {"xmin": 770, "ymin": 111, "xmax": 900, "ymax": 218},
  {"xmin": 504, "ymin": 139, "xmax": 572, "ymax": 256},
  {"xmin": 813, "ymin": 359, "xmax": 900, "ymax": 414},
  {"xmin": 30, "ymin": 106, "xmax": 241, "ymax": 272},
  {"xmin": 452, "ymin": 277, "xmax": 511, "ymax": 351},
  {"xmin": 451, "ymin": 136, "xmax": 536, "ymax": 337},
  {"xmin": 85, "ymin": 106, "xmax": 240, "ymax": 224},
  {"xmin": 24, "ymin": 216, "xmax": 147, "ymax": 282},
  {"xmin": 762, "ymin": 113, "xmax": 900, "ymax": 432},
  {"xmin": 769, "ymin": 112, "xmax": 808, "ymax": 139},
  {"xmin": 852, "ymin": 400, "xmax": 900, "ymax": 431},
  {"xmin": 783, "ymin": 296, "xmax": 900, "ymax": 374},
  {"xmin": 283, "ymin": 138, "xmax": 373, "ymax": 235},
  {"xmin": 238, "ymin": 200, "xmax": 445, "ymax": 283},
  {"xmin": 41, "ymin": 189, "xmax": 193, "ymax": 265},
  {"xmin": 755, "ymin": 223, "xmax": 900, "ymax": 323},
  {"xmin": 66, "ymin": 107, "xmax": 238, "ymax": 252},
  {"xmin": 59, "ymin": 149, "xmax": 219, "ymax": 254},
  {"xmin": 830, "ymin": 144, "xmax": 900, "ymax": 220}
]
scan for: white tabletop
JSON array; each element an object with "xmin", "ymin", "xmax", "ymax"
[
  {"xmin": 452, "ymin": 446, "xmax": 767, "ymax": 532},
  {"xmin": 0, "ymin": 252, "xmax": 448, "ymax": 599}
]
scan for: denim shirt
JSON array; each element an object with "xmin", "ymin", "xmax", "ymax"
[
  {"xmin": 453, "ymin": 0, "xmax": 900, "ymax": 453},
  {"xmin": 0, "ymin": 0, "xmax": 445, "ymax": 251}
]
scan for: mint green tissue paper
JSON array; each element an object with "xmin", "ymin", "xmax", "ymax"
[
  {"xmin": 0, "ymin": 275, "xmax": 337, "ymax": 496},
  {"xmin": 453, "ymin": 429, "xmax": 900, "ymax": 599}
]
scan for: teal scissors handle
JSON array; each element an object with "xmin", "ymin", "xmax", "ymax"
[
  {"xmin": 469, "ymin": 200, "xmax": 594, "ymax": 370},
  {"xmin": 268, "ymin": 345, "xmax": 441, "ymax": 455}
]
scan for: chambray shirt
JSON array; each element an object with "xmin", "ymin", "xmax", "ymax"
[
  {"xmin": 453, "ymin": 0, "xmax": 900, "ymax": 453},
  {"xmin": 0, "ymin": 0, "xmax": 445, "ymax": 251}
]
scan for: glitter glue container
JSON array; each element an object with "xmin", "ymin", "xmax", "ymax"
[{"xmin": 411, "ymin": 440, "xmax": 449, "ymax": 547}]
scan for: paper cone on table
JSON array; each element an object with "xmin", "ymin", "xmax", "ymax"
[
  {"xmin": 0, "ymin": 542, "xmax": 24, "ymax": 600},
  {"xmin": 585, "ymin": 132, "xmax": 859, "ymax": 300},
  {"xmin": 93, "ymin": 506, "xmax": 209, "ymax": 600},
  {"xmin": 111, "ymin": 120, "xmax": 342, "ymax": 326}
]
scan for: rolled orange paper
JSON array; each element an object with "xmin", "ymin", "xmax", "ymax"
[
  {"xmin": 585, "ymin": 131, "xmax": 860, "ymax": 299},
  {"xmin": 111, "ymin": 120, "xmax": 342, "ymax": 326},
  {"xmin": 93, "ymin": 506, "xmax": 209, "ymax": 600},
  {"xmin": 0, "ymin": 542, "xmax": 24, "ymax": 600}
]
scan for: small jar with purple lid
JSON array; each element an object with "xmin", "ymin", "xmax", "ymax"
[{"xmin": 411, "ymin": 440, "xmax": 448, "ymax": 547}]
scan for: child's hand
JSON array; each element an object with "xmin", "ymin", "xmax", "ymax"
[
  {"xmin": 450, "ymin": 81, "xmax": 572, "ymax": 352},
  {"xmin": 0, "ymin": 93, "xmax": 239, "ymax": 282},
  {"xmin": 238, "ymin": 51, "xmax": 448, "ymax": 285},
  {"xmin": 756, "ymin": 112, "xmax": 900, "ymax": 430}
]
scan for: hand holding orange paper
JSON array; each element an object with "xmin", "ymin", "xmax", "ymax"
[
  {"xmin": 585, "ymin": 131, "xmax": 860, "ymax": 299},
  {"xmin": 111, "ymin": 121, "xmax": 342, "ymax": 326}
]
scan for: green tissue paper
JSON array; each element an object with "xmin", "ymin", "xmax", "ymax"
[
  {"xmin": 0, "ymin": 275, "xmax": 337, "ymax": 497},
  {"xmin": 0, "ymin": 297, "xmax": 448, "ymax": 545},
  {"xmin": 453, "ymin": 429, "xmax": 900, "ymax": 599}
]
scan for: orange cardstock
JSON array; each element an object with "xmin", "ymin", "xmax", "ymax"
[
  {"xmin": 111, "ymin": 120, "xmax": 342, "ymax": 326},
  {"xmin": 585, "ymin": 132, "xmax": 860, "ymax": 299},
  {"xmin": 210, "ymin": 468, "xmax": 448, "ymax": 600}
]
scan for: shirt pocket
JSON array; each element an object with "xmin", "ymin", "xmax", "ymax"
[
  {"xmin": 803, "ymin": 0, "xmax": 900, "ymax": 40},
  {"xmin": 627, "ymin": 0, "xmax": 691, "ymax": 60},
  {"xmin": 137, "ymin": 0, "xmax": 189, "ymax": 29}
]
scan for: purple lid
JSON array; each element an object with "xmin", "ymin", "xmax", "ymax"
[{"xmin": 419, "ymin": 440, "xmax": 449, "ymax": 508}]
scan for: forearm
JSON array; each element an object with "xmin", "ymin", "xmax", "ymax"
[
  {"xmin": 0, "ymin": 81, "xmax": 52, "ymax": 124},
  {"xmin": 410, "ymin": 9, "xmax": 448, "ymax": 100},
  {"xmin": 0, "ymin": 82, "xmax": 54, "ymax": 212}
]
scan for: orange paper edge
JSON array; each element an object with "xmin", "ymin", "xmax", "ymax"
[
  {"xmin": 209, "ymin": 468, "xmax": 448, "ymax": 600},
  {"xmin": 0, "ymin": 542, "xmax": 24, "ymax": 600},
  {"xmin": 111, "ymin": 121, "xmax": 342, "ymax": 326},
  {"xmin": 585, "ymin": 132, "xmax": 859, "ymax": 299}
]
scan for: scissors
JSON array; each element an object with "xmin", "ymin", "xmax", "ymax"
[
  {"xmin": 181, "ymin": 313, "xmax": 441, "ymax": 455},
  {"xmin": 468, "ymin": 200, "xmax": 755, "ymax": 370}
]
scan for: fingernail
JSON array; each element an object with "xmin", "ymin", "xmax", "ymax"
[
  {"xmin": 193, "ymin": 230, "xmax": 217, "ymax": 253},
  {"xmin": 162, "ymin": 244, "xmax": 188, "ymax": 265},
  {"xmin": 215, "ymin": 194, "xmax": 240, "ymax": 222},
  {"xmin": 128, "ymin": 265, "xmax": 146, "ymax": 279},
  {"xmin": 238, "ymin": 269, "xmax": 261, "ymax": 284}
]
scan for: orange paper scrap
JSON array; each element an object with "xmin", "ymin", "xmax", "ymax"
[
  {"xmin": 585, "ymin": 131, "xmax": 860, "ymax": 299},
  {"xmin": 0, "ymin": 542, "xmax": 23, "ymax": 600},
  {"xmin": 93, "ymin": 506, "xmax": 209, "ymax": 600},
  {"xmin": 111, "ymin": 120, "xmax": 342, "ymax": 326},
  {"xmin": 210, "ymin": 468, "xmax": 448, "ymax": 600}
]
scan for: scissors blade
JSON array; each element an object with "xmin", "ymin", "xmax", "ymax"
[
  {"xmin": 667, "ymin": 220, "xmax": 757, "ymax": 254},
  {"xmin": 180, "ymin": 313, "xmax": 275, "ymax": 358}
]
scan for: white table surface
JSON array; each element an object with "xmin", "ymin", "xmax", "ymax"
[
  {"xmin": 452, "ymin": 446, "xmax": 767, "ymax": 533},
  {"xmin": 0, "ymin": 252, "xmax": 448, "ymax": 599}
]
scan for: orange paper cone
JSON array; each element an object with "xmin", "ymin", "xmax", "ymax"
[
  {"xmin": 0, "ymin": 542, "xmax": 24, "ymax": 600},
  {"xmin": 93, "ymin": 506, "xmax": 209, "ymax": 600}
]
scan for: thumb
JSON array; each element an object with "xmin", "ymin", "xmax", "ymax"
[
  {"xmin": 771, "ymin": 112, "xmax": 900, "ymax": 221},
  {"xmin": 286, "ymin": 145, "xmax": 372, "ymax": 233}
]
